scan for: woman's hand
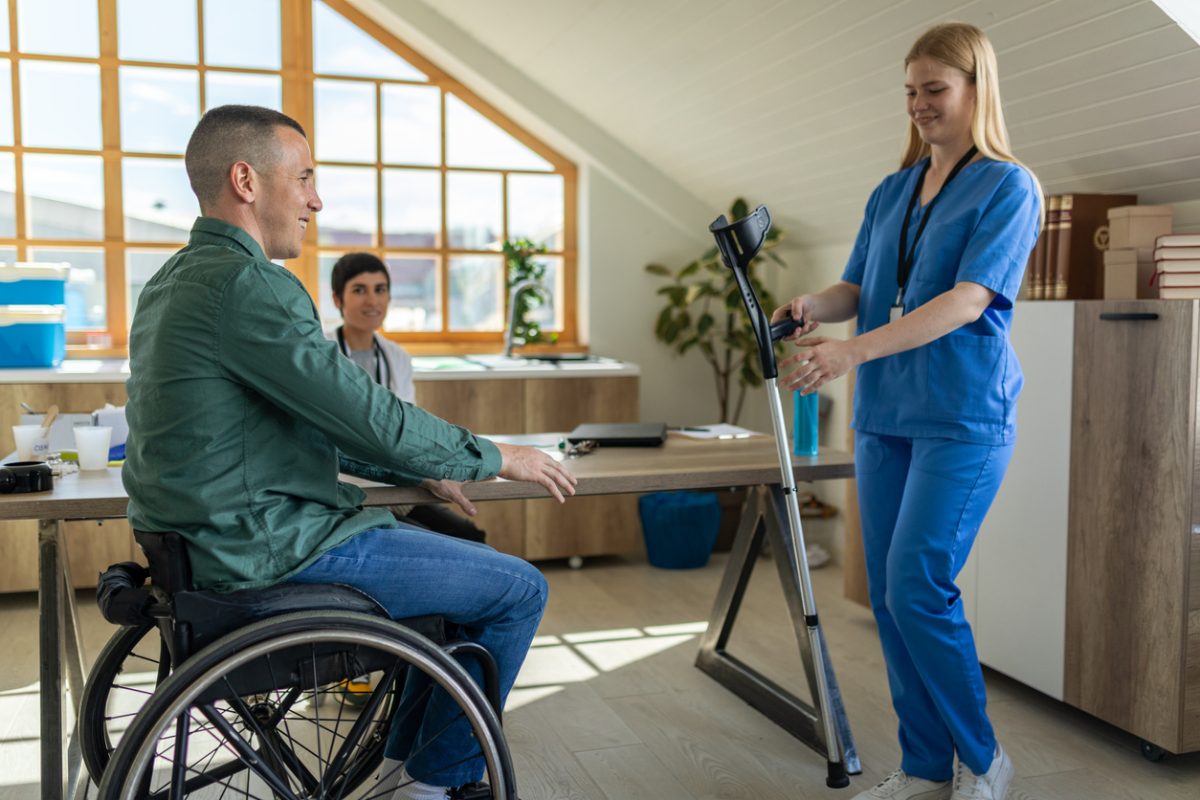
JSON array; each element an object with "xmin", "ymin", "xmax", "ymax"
[
  {"xmin": 780, "ymin": 337, "xmax": 863, "ymax": 394},
  {"xmin": 420, "ymin": 478, "xmax": 477, "ymax": 516},
  {"xmin": 494, "ymin": 442, "xmax": 578, "ymax": 503},
  {"xmin": 770, "ymin": 295, "xmax": 821, "ymax": 339}
]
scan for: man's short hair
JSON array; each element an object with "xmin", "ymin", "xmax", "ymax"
[
  {"xmin": 332, "ymin": 252, "xmax": 391, "ymax": 300},
  {"xmin": 184, "ymin": 105, "xmax": 307, "ymax": 209}
]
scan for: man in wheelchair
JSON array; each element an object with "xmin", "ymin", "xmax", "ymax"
[{"xmin": 118, "ymin": 105, "xmax": 576, "ymax": 799}]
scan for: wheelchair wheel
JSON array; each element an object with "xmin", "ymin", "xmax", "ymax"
[
  {"xmin": 98, "ymin": 611, "xmax": 515, "ymax": 800},
  {"xmin": 79, "ymin": 624, "xmax": 171, "ymax": 784}
]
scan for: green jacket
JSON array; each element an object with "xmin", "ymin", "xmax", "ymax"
[{"xmin": 123, "ymin": 217, "xmax": 501, "ymax": 591}]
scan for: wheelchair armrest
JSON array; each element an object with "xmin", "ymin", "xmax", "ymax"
[
  {"xmin": 134, "ymin": 530, "xmax": 194, "ymax": 593},
  {"xmin": 96, "ymin": 561, "xmax": 157, "ymax": 626}
]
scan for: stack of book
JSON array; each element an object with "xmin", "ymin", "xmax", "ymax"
[
  {"xmin": 1023, "ymin": 192, "xmax": 1137, "ymax": 300},
  {"xmin": 1154, "ymin": 234, "xmax": 1200, "ymax": 299},
  {"xmin": 1103, "ymin": 205, "xmax": 1173, "ymax": 299}
]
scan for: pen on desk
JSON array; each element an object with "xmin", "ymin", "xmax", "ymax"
[
  {"xmin": 669, "ymin": 426, "xmax": 709, "ymax": 432},
  {"xmin": 718, "ymin": 433, "xmax": 752, "ymax": 439}
]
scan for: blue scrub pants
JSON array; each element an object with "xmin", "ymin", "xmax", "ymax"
[{"xmin": 855, "ymin": 432, "xmax": 1013, "ymax": 780}]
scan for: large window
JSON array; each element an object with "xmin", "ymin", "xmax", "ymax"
[{"xmin": 0, "ymin": 0, "xmax": 576, "ymax": 353}]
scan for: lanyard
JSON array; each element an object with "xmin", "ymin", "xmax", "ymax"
[
  {"xmin": 895, "ymin": 145, "xmax": 978, "ymax": 307},
  {"xmin": 336, "ymin": 327, "xmax": 390, "ymax": 389}
]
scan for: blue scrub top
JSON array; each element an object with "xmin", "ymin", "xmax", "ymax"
[{"xmin": 841, "ymin": 158, "xmax": 1041, "ymax": 446}]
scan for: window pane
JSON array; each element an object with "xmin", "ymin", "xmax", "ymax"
[
  {"xmin": 118, "ymin": 0, "xmax": 197, "ymax": 64},
  {"xmin": 20, "ymin": 61, "xmax": 101, "ymax": 149},
  {"xmin": 205, "ymin": 71, "xmax": 281, "ymax": 111},
  {"xmin": 508, "ymin": 174, "xmax": 565, "ymax": 250},
  {"xmin": 526, "ymin": 255, "xmax": 563, "ymax": 331},
  {"xmin": 0, "ymin": 153, "xmax": 15, "ymax": 237},
  {"xmin": 446, "ymin": 95, "xmax": 552, "ymax": 172},
  {"xmin": 447, "ymin": 172, "xmax": 501, "ymax": 250},
  {"xmin": 127, "ymin": 249, "xmax": 173, "ymax": 323},
  {"xmin": 448, "ymin": 255, "xmax": 502, "ymax": 331},
  {"xmin": 383, "ymin": 169, "xmax": 439, "ymax": 248},
  {"xmin": 0, "ymin": 60, "xmax": 11, "ymax": 146},
  {"xmin": 18, "ymin": 0, "xmax": 98, "ymax": 57},
  {"xmin": 0, "ymin": 249, "xmax": 15, "ymax": 263},
  {"xmin": 316, "ymin": 165, "xmax": 376, "ymax": 247},
  {"xmin": 317, "ymin": 252, "xmax": 343, "ymax": 328},
  {"xmin": 31, "ymin": 248, "xmax": 106, "ymax": 329},
  {"xmin": 313, "ymin": 0, "xmax": 426, "ymax": 81},
  {"xmin": 315, "ymin": 79, "xmax": 375, "ymax": 162},
  {"xmin": 384, "ymin": 256, "xmax": 440, "ymax": 332},
  {"xmin": 123, "ymin": 158, "xmax": 197, "ymax": 242},
  {"xmin": 205, "ymin": 0, "xmax": 280, "ymax": 70},
  {"xmin": 0, "ymin": 5, "xmax": 9, "ymax": 51},
  {"xmin": 120, "ymin": 67, "xmax": 200, "ymax": 154},
  {"xmin": 25, "ymin": 154, "xmax": 104, "ymax": 240},
  {"xmin": 382, "ymin": 84, "xmax": 439, "ymax": 166}
]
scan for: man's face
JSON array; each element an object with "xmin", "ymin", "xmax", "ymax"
[{"xmin": 255, "ymin": 126, "xmax": 322, "ymax": 261}]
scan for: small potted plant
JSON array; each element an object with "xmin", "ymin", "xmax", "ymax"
[{"xmin": 504, "ymin": 239, "xmax": 558, "ymax": 350}]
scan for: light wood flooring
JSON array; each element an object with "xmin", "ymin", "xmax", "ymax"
[{"xmin": 1, "ymin": 553, "xmax": 1198, "ymax": 799}]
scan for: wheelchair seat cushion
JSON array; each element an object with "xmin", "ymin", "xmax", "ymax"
[{"xmin": 173, "ymin": 582, "xmax": 445, "ymax": 655}]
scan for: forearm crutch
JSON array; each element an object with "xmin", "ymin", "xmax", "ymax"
[{"xmin": 708, "ymin": 204, "xmax": 852, "ymax": 788}]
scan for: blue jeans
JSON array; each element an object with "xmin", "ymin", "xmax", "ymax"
[
  {"xmin": 288, "ymin": 525, "xmax": 548, "ymax": 786},
  {"xmin": 855, "ymin": 433, "xmax": 1013, "ymax": 780}
]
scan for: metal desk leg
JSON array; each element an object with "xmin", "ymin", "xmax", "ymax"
[
  {"xmin": 39, "ymin": 518, "xmax": 89, "ymax": 800},
  {"xmin": 695, "ymin": 485, "xmax": 861, "ymax": 776}
]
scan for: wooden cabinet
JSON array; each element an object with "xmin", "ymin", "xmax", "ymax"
[
  {"xmin": 0, "ymin": 374, "xmax": 641, "ymax": 592},
  {"xmin": 1066, "ymin": 300, "xmax": 1200, "ymax": 755},
  {"xmin": 414, "ymin": 375, "xmax": 641, "ymax": 560}
]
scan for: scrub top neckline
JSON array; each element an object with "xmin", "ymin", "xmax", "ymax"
[{"xmin": 915, "ymin": 155, "xmax": 987, "ymax": 211}]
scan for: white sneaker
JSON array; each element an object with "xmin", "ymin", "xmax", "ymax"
[
  {"xmin": 852, "ymin": 769, "xmax": 952, "ymax": 800},
  {"xmin": 951, "ymin": 744, "xmax": 1014, "ymax": 799}
]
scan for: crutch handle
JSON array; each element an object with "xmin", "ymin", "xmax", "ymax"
[{"xmin": 769, "ymin": 316, "xmax": 802, "ymax": 342}]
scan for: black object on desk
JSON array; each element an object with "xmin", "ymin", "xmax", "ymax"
[
  {"xmin": 565, "ymin": 422, "xmax": 667, "ymax": 446},
  {"xmin": 0, "ymin": 460, "xmax": 53, "ymax": 493}
]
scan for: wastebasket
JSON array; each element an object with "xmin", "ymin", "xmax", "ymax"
[{"xmin": 637, "ymin": 491, "xmax": 721, "ymax": 569}]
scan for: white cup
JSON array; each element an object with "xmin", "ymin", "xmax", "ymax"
[
  {"xmin": 74, "ymin": 425, "xmax": 112, "ymax": 470},
  {"xmin": 12, "ymin": 424, "xmax": 50, "ymax": 461}
]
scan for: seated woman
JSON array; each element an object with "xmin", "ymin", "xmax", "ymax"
[{"xmin": 328, "ymin": 252, "xmax": 487, "ymax": 544}]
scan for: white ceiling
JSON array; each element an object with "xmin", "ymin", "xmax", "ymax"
[{"xmin": 410, "ymin": 0, "xmax": 1200, "ymax": 246}]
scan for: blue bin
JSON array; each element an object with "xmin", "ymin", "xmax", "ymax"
[
  {"xmin": 0, "ymin": 264, "xmax": 68, "ymax": 306},
  {"xmin": 0, "ymin": 306, "xmax": 66, "ymax": 367},
  {"xmin": 637, "ymin": 491, "xmax": 721, "ymax": 569}
]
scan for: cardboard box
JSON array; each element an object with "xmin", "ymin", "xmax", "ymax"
[
  {"xmin": 1103, "ymin": 248, "xmax": 1155, "ymax": 300},
  {"xmin": 1108, "ymin": 205, "xmax": 1173, "ymax": 250}
]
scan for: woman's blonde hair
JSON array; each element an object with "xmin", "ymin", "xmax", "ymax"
[{"xmin": 901, "ymin": 22, "xmax": 1043, "ymax": 212}]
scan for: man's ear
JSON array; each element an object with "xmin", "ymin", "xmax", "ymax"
[{"xmin": 229, "ymin": 160, "xmax": 256, "ymax": 204}]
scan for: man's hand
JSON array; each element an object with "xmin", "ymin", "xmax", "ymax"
[
  {"xmin": 420, "ymin": 478, "xmax": 477, "ymax": 516},
  {"xmin": 493, "ymin": 442, "xmax": 578, "ymax": 503}
]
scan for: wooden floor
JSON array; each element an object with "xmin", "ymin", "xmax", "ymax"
[{"xmin": 1, "ymin": 553, "xmax": 1198, "ymax": 799}]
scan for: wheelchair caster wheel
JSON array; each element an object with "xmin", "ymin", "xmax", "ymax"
[{"xmin": 568, "ymin": 556, "xmax": 583, "ymax": 569}]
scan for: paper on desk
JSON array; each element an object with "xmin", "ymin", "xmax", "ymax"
[{"xmin": 677, "ymin": 424, "xmax": 759, "ymax": 439}]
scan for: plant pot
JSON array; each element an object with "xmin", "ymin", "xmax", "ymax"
[{"xmin": 637, "ymin": 491, "xmax": 721, "ymax": 569}]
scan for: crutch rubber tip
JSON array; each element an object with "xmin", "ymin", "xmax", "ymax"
[{"xmin": 826, "ymin": 761, "xmax": 850, "ymax": 789}]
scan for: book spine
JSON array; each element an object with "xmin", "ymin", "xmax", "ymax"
[
  {"xmin": 1053, "ymin": 195, "xmax": 1074, "ymax": 300},
  {"xmin": 1039, "ymin": 196, "xmax": 1061, "ymax": 300},
  {"xmin": 1022, "ymin": 196, "xmax": 1047, "ymax": 301}
]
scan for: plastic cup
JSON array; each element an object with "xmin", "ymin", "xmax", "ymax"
[
  {"xmin": 12, "ymin": 424, "xmax": 50, "ymax": 461},
  {"xmin": 74, "ymin": 425, "xmax": 112, "ymax": 470}
]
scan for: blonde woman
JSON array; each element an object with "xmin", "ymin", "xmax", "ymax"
[{"xmin": 772, "ymin": 23, "xmax": 1041, "ymax": 800}]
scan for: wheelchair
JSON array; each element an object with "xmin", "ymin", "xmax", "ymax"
[{"xmin": 80, "ymin": 530, "xmax": 517, "ymax": 799}]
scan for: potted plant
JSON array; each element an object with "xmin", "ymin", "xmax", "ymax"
[
  {"xmin": 644, "ymin": 198, "xmax": 788, "ymax": 424},
  {"xmin": 504, "ymin": 239, "xmax": 558, "ymax": 349}
]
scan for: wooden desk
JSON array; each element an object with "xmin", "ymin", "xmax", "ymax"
[{"xmin": 1, "ymin": 433, "xmax": 855, "ymax": 799}]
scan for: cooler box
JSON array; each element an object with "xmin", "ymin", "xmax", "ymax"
[
  {"xmin": 0, "ymin": 306, "xmax": 66, "ymax": 367},
  {"xmin": 0, "ymin": 263, "xmax": 68, "ymax": 306}
]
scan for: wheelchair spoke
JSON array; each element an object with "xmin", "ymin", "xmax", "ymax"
[{"xmin": 199, "ymin": 702, "xmax": 303, "ymax": 800}]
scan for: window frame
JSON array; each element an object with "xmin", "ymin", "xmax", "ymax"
[{"xmin": 0, "ymin": 0, "xmax": 577, "ymax": 356}]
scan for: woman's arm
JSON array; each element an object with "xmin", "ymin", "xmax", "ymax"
[
  {"xmin": 770, "ymin": 281, "xmax": 862, "ymax": 336},
  {"xmin": 782, "ymin": 280, "xmax": 995, "ymax": 394}
]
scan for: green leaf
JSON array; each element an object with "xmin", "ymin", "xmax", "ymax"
[
  {"xmin": 645, "ymin": 263, "xmax": 671, "ymax": 276},
  {"xmin": 679, "ymin": 260, "xmax": 701, "ymax": 278},
  {"xmin": 697, "ymin": 313, "xmax": 714, "ymax": 336},
  {"xmin": 730, "ymin": 198, "xmax": 749, "ymax": 220}
]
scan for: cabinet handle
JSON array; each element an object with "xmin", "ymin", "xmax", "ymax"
[{"xmin": 1099, "ymin": 312, "xmax": 1159, "ymax": 322}]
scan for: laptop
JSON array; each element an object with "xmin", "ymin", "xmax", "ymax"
[{"xmin": 566, "ymin": 422, "xmax": 667, "ymax": 447}]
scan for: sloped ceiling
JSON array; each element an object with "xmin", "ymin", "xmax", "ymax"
[{"xmin": 410, "ymin": 0, "xmax": 1200, "ymax": 246}]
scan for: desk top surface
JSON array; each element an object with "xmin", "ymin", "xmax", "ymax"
[{"xmin": 0, "ymin": 432, "xmax": 854, "ymax": 521}]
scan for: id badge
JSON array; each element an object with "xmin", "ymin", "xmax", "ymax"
[{"xmin": 890, "ymin": 304, "xmax": 904, "ymax": 323}]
